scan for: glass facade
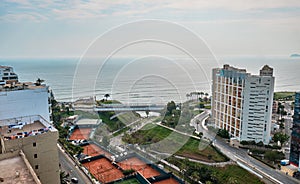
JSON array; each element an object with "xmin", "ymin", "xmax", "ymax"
[{"xmin": 290, "ymin": 92, "xmax": 300, "ymax": 167}]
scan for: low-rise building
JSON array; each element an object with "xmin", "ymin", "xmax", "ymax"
[
  {"xmin": 0, "ymin": 65, "xmax": 18, "ymax": 85},
  {"xmin": 0, "ymin": 115, "xmax": 60, "ymax": 184}
]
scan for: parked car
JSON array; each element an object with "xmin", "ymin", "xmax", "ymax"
[{"xmin": 71, "ymin": 177, "xmax": 78, "ymax": 183}]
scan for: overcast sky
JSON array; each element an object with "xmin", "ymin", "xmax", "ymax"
[{"xmin": 0, "ymin": 0, "xmax": 300, "ymax": 58}]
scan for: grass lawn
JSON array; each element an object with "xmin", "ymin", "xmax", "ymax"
[
  {"xmin": 123, "ymin": 123, "xmax": 228, "ymax": 163},
  {"xmin": 167, "ymin": 157, "xmax": 264, "ymax": 184},
  {"xmin": 176, "ymin": 138, "xmax": 228, "ymax": 162},
  {"xmin": 114, "ymin": 178, "xmax": 140, "ymax": 184},
  {"xmin": 98, "ymin": 111, "xmax": 140, "ymax": 132},
  {"xmin": 122, "ymin": 123, "xmax": 172, "ymax": 144},
  {"xmin": 274, "ymin": 91, "xmax": 295, "ymax": 100},
  {"xmin": 215, "ymin": 165, "xmax": 264, "ymax": 184},
  {"xmin": 112, "ymin": 127, "xmax": 130, "ymax": 136},
  {"xmin": 74, "ymin": 110, "xmax": 99, "ymax": 119},
  {"xmin": 98, "ymin": 111, "xmax": 126, "ymax": 132}
]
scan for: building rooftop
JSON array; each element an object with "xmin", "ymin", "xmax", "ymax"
[
  {"xmin": 0, "ymin": 65, "xmax": 11, "ymax": 69},
  {"xmin": 0, "ymin": 82, "xmax": 47, "ymax": 92},
  {"xmin": 223, "ymin": 64, "xmax": 247, "ymax": 72},
  {"xmin": 0, "ymin": 115, "xmax": 56, "ymax": 141},
  {"xmin": 0, "ymin": 155, "xmax": 37, "ymax": 184},
  {"xmin": 76, "ymin": 118, "xmax": 99, "ymax": 125}
]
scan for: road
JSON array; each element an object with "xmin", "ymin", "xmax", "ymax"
[
  {"xmin": 58, "ymin": 144, "xmax": 92, "ymax": 184},
  {"xmin": 193, "ymin": 111, "xmax": 299, "ymax": 184}
]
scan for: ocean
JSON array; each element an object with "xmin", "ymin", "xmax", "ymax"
[{"xmin": 0, "ymin": 56, "xmax": 299, "ymax": 104}]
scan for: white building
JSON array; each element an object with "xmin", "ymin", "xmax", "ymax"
[
  {"xmin": 0, "ymin": 82, "xmax": 51, "ymax": 122},
  {"xmin": 211, "ymin": 64, "xmax": 274, "ymax": 144},
  {"xmin": 0, "ymin": 65, "xmax": 51, "ymax": 122},
  {"xmin": 0, "ymin": 65, "xmax": 18, "ymax": 85}
]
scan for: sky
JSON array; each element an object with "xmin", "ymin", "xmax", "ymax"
[{"xmin": 0, "ymin": 0, "xmax": 300, "ymax": 58}]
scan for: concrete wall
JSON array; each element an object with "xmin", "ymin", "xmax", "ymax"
[{"xmin": 3, "ymin": 131, "xmax": 59, "ymax": 184}]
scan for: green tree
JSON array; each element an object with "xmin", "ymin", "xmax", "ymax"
[
  {"xmin": 273, "ymin": 132, "xmax": 289, "ymax": 146},
  {"xmin": 101, "ymin": 136, "xmax": 110, "ymax": 147},
  {"xmin": 145, "ymin": 110, "xmax": 149, "ymax": 117},
  {"xmin": 167, "ymin": 101, "xmax": 176, "ymax": 114},
  {"xmin": 60, "ymin": 170, "xmax": 69, "ymax": 184},
  {"xmin": 104, "ymin": 93, "xmax": 110, "ymax": 101},
  {"xmin": 217, "ymin": 128, "xmax": 230, "ymax": 139},
  {"xmin": 265, "ymin": 151, "xmax": 285, "ymax": 162},
  {"xmin": 35, "ymin": 78, "xmax": 45, "ymax": 86},
  {"xmin": 200, "ymin": 91, "xmax": 204, "ymax": 98}
]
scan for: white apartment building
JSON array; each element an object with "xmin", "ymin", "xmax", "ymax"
[
  {"xmin": 211, "ymin": 64, "xmax": 274, "ymax": 144},
  {"xmin": 0, "ymin": 65, "xmax": 18, "ymax": 85},
  {"xmin": 0, "ymin": 82, "xmax": 51, "ymax": 122},
  {"xmin": 0, "ymin": 65, "xmax": 51, "ymax": 122}
]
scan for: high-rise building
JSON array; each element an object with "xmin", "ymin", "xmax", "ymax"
[
  {"xmin": 0, "ymin": 66, "xmax": 51, "ymax": 122},
  {"xmin": 290, "ymin": 92, "xmax": 300, "ymax": 168},
  {"xmin": 211, "ymin": 64, "xmax": 275, "ymax": 144},
  {"xmin": 0, "ymin": 65, "xmax": 59, "ymax": 183}
]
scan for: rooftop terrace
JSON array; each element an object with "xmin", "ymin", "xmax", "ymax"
[
  {"xmin": 0, "ymin": 156, "xmax": 37, "ymax": 184},
  {"xmin": 0, "ymin": 82, "xmax": 47, "ymax": 92},
  {"xmin": 0, "ymin": 115, "xmax": 56, "ymax": 141}
]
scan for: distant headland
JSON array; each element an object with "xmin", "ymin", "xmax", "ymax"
[{"xmin": 290, "ymin": 53, "xmax": 300, "ymax": 57}]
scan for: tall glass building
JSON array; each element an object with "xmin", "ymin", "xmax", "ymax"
[{"xmin": 290, "ymin": 92, "xmax": 300, "ymax": 168}]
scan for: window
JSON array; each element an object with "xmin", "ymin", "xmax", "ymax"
[
  {"xmin": 33, "ymin": 142, "xmax": 36, "ymax": 147},
  {"xmin": 34, "ymin": 154, "xmax": 37, "ymax": 158},
  {"xmin": 35, "ymin": 165, "xmax": 39, "ymax": 169}
]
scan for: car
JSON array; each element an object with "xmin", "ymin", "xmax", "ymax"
[{"xmin": 71, "ymin": 177, "xmax": 78, "ymax": 183}]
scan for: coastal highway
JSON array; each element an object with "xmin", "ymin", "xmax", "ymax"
[
  {"xmin": 58, "ymin": 144, "xmax": 92, "ymax": 184},
  {"xmin": 193, "ymin": 111, "xmax": 299, "ymax": 184}
]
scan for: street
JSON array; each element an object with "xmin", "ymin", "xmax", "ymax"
[
  {"xmin": 58, "ymin": 144, "xmax": 92, "ymax": 184},
  {"xmin": 193, "ymin": 111, "xmax": 299, "ymax": 184}
]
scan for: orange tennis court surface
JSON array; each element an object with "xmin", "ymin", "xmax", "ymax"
[
  {"xmin": 82, "ymin": 144, "xmax": 112, "ymax": 158},
  {"xmin": 153, "ymin": 178, "xmax": 179, "ymax": 184},
  {"xmin": 118, "ymin": 157, "xmax": 160, "ymax": 179},
  {"xmin": 69, "ymin": 128, "xmax": 91, "ymax": 140},
  {"xmin": 83, "ymin": 158, "xmax": 124, "ymax": 183}
]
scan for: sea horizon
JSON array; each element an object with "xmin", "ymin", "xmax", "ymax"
[{"xmin": 1, "ymin": 55, "xmax": 299, "ymax": 104}]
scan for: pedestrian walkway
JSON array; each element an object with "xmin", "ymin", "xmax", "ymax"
[{"xmin": 281, "ymin": 165, "xmax": 298, "ymax": 176}]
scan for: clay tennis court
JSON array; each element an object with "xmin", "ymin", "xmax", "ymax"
[
  {"xmin": 118, "ymin": 157, "xmax": 160, "ymax": 178},
  {"xmin": 83, "ymin": 158, "xmax": 124, "ymax": 183},
  {"xmin": 153, "ymin": 178, "xmax": 179, "ymax": 184},
  {"xmin": 82, "ymin": 143, "xmax": 112, "ymax": 158},
  {"xmin": 69, "ymin": 128, "xmax": 91, "ymax": 140}
]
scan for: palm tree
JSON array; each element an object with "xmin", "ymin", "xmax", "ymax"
[
  {"xmin": 145, "ymin": 110, "xmax": 150, "ymax": 118},
  {"xmin": 104, "ymin": 94, "xmax": 110, "ymax": 101},
  {"xmin": 186, "ymin": 93, "xmax": 190, "ymax": 100},
  {"xmin": 200, "ymin": 91, "xmax": 204, "ymax": 98},
  {"xmin": 35, "ymin": 78, "xmax": 45, "ymax": 86}
]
